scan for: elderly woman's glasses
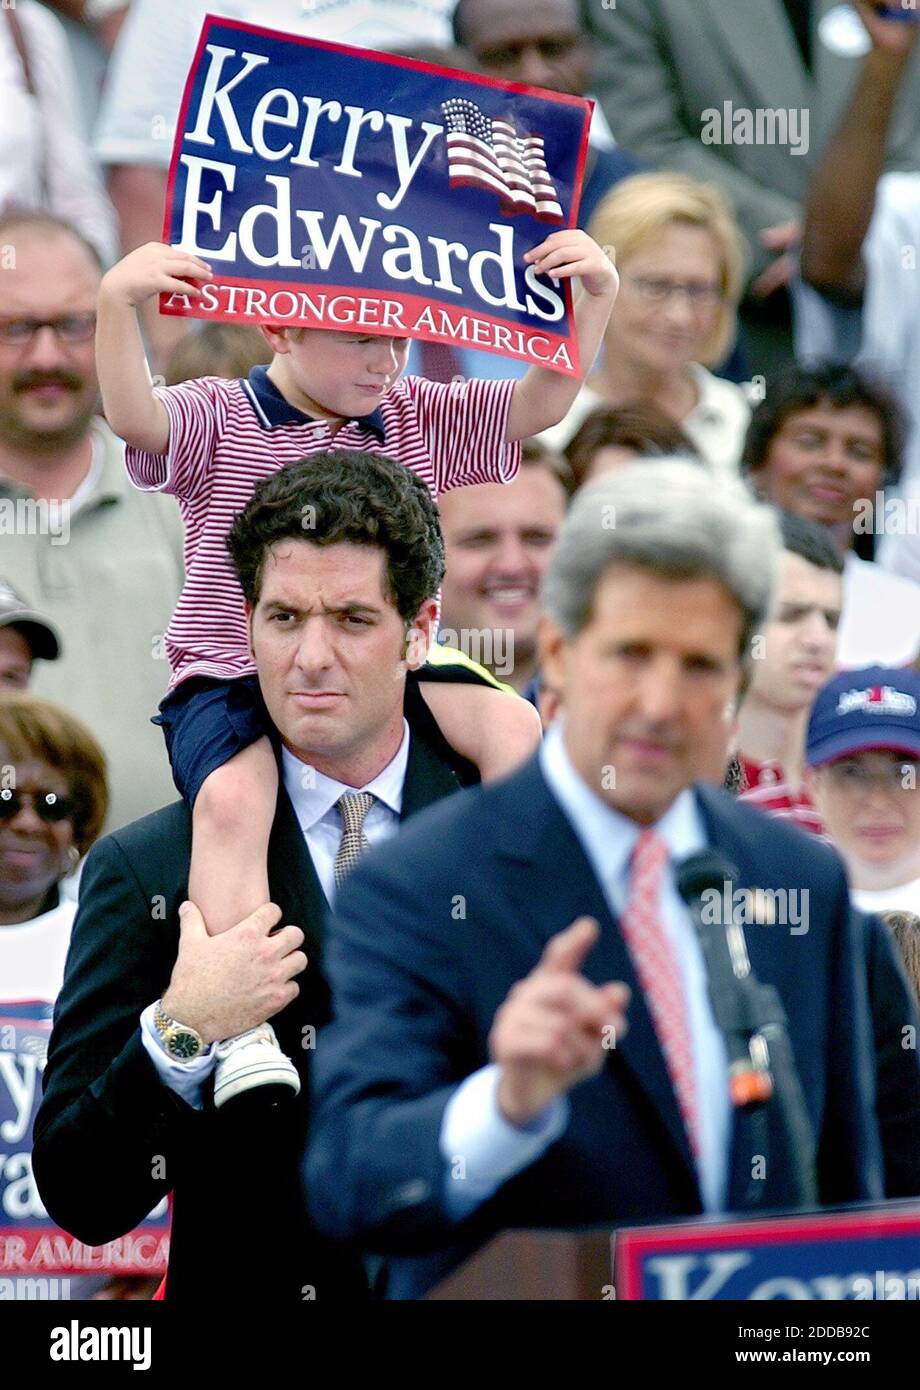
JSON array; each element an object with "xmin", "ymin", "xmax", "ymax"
[
  {"xmin": 622, "ymin": 274, "xmax": 724, "ymax": 308},
  {"xmin": 0, "ymin": 788, "xmax": 74, "ymax": 822}
]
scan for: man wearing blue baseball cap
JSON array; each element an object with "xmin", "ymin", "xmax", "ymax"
[{"xmin": 807, "ymin": 666, "xmax": 920, "ymax": 917}]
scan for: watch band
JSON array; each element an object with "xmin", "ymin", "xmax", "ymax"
[{"xmin": 153, "ymin": 1001, "xmax": 205, "ymax": 1062}]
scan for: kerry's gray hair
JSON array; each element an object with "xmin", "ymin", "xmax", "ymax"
[{"xmin": 540, "ymin": 459, "xmax": 781, "ymax": 656}]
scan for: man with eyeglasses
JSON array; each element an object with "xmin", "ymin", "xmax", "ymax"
[
  {"xmin": 0, "ymin": 209, "xmax": 183, "ymax": 830},
  {"xmin": 807, "ymin": 666, "xmax": 920, "ymax": 917}
]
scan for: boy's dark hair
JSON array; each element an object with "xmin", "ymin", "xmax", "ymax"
[
  {"xmin": 741, "ymin": 362, "xmax": 904, "ymax": 488},
  {"xmin": 226, "ymin": 451, "xmax": 445, "ymax": 623},
  {"xmin": 778, "ymin": 512, "xmax": 844, "ymax": 575}
]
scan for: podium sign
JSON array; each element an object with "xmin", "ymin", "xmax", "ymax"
[{"xmin": 615, "ymin": 1207, "xmax": 920, "ymax": 1300}]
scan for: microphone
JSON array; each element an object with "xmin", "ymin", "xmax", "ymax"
[
  {"xmin": 676, "ymin": 851, "xmax": 818, "ymax": 1207},
  {"xmin": 676, "ymin": 850, "xmax": 773, "ymax": 1111}
]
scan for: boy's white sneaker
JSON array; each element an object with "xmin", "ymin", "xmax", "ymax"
[{"xmin": 212, "ymin": 1023, "xmax": 301, "ymax": 1108}]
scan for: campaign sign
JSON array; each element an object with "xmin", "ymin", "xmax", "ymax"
[
  {"xmin": 0, "ymin": 1006, "xmax": 169, "ymax": 1277},
  {"xmin": 615, "ymin": 1206, "xmax": 920, "ymax": 1300},
  {"xmin": 161, "ymin": 15, "xmax": 592, "ymax": 375}
]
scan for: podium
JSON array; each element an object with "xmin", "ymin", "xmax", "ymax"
[
  {"xmin": 425, "ymin": 1204, "xmax": 920, "ymax": 1299},
  {"xmin": 426, "ymin": 1229, "xmax": 613, "ymax": 1300}
]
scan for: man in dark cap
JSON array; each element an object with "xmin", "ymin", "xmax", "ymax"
[{"xmin": 0, "ymin": 579, "xmax": 60, "ymax": 690}]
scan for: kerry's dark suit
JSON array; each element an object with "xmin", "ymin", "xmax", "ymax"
[
  {"xmin": 305, "ymin": 755, "xmax": 920, "ymax": 1298},
  {"xmin": 32, "ymin": 735, "xmax": 464, "ymax": 1301}
]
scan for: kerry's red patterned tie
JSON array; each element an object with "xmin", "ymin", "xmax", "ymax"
[{"xmin": 620, "ymin": 828, "xmax": 700, "ymax": 1157}]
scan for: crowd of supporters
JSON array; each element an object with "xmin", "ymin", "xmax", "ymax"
[{"xmin": 3, "ymin": 0, "xmax": 920, "ymax": 1303}]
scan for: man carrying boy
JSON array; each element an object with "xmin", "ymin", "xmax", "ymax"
[
  {"xmin": 34, "ymin": 451, "xmax": 484, "ymax": 1300},
  {"xmin": 93, "ymin": 228, "xmax": 616, "ymax": 1100}
]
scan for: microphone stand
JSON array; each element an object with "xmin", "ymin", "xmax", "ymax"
[{"xmin": 678, "ymin": 853, "xmax": 819, "ymax": 1210}]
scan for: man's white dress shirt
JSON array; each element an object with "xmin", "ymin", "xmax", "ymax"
[{"xmin": 140, "ymin": 722, "xmax": 410, "ymax": 1107}]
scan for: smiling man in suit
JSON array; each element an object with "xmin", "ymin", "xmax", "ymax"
[
  {"xmin": 32, "ymin": 449, "xmax": 480, "ymax": 1302},
  {"xmin": 306, "ymin": 458, "xmax": 920, "ymax": 1298}
]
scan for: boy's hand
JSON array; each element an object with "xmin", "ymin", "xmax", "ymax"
[
  {"xmin": 524, "ymin": 229, "xmax": 618, "ymax": 299},
  {"xmin": 100, "ymin": 241, "xmax": 213, "ymax": 309},
  {"xmin": 507, "ymin": 230, "xmax": 618, "ymax": 437}
]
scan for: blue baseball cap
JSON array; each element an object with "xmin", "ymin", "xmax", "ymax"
[{"xmin": 806, "ymin": 666, "xmax": 920, "ymax": 767}]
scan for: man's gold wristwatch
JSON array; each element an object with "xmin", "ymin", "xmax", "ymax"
[{"xmin": 153, "ymin": 1001, "xmax": 205, "ymax": 1062}]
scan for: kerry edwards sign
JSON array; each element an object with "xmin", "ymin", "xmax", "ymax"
[
  {"xmin": 161, "ymin": 15, "xmax": 592, "ymax": 375},
  {"xmin": 614, "ymin": 1206, "xmax": 920, "ymax": 1300},
  {"xmin": 0, "ymin": 1006, "xmax": 169, "ymax": 1276}
]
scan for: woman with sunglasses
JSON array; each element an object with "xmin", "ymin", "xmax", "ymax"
[
  {"xmin": 0, "ymin": 694, "xmax": 106, "ymax": 935},
  {"xmin": 0, "ymin": 693, "xmax": 121, "ymax": 1298}
]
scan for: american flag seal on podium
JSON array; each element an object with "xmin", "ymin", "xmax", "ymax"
[{"xmin": 440, "ymin": 97, "xmax": 564, "ymax": 222}]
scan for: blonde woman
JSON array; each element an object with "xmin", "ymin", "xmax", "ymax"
[{"xmin": 543, "ymin": 172, "xmax": 750, "ymax": 475}]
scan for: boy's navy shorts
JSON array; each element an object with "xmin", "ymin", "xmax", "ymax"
[{"xmin": 152, "ymin": 675, "xmax": 272, "ymax": 806}]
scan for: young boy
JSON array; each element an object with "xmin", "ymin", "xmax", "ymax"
[{"xmin": 96, "ymin": 230, "xmax": 618, "ymax": 1101}]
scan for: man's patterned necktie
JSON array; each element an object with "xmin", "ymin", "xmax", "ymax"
[
  {"xmin": 619, "ymin": 827, "xmax": 701, "ymax": 1157},
  {"xmin": 333, "ymin": 792, "xmax": 376, "ymax": 888}
]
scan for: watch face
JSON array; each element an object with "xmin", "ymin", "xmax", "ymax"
[{"xmin": 168, "ymin": 1029, "xmax": 200, "ymax": 1060}]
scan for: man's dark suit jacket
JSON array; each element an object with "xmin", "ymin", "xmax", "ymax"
[
  {"xmin": 305, "ymin": 754, "xmax": 920, "ymax": 1298},
  {"xmin": 32, "ymin": 735, "xmax": 464, "ymax": 1302},
  {"xmin": 584, "ymin": 0, "xmax": 920, "ymax": 277}
]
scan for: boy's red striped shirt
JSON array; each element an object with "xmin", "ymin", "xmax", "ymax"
[{"xmin": 125, "ymin": 368, "xmax": 520, "ymax": 689}]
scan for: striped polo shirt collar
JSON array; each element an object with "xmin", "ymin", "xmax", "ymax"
[{"xmin": 242, "ymin": 365, "xmax": 386, "ymax": 441}]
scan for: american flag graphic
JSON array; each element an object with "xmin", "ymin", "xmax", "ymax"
[{"xmin": 440, "ymin": 98, "xmax": 564, "ymax": 222}]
